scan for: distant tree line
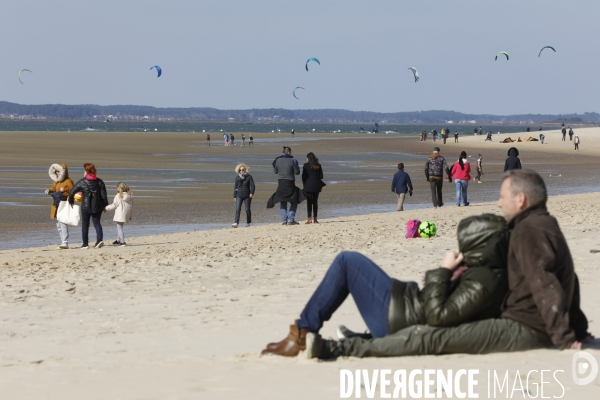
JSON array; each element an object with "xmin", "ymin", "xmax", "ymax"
[{"xmin": 0, "ymin": 101, "xmax": 598, "ymax": 124}]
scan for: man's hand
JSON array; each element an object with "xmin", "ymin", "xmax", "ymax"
[
  {"xmin": 570, "ymin": 341, "xmax": 582, "ymax": 350},
  {"xmin": 249, "ymin": 194, "xmax": 253, "ymax": 198},
  {"xmin": 44, "ymin": 189, "xmax": 50, "ymax": 195},
  {"xmin": 441, "ymin": 251, "xmax": 464, "ymax": 271},
  {"xmin": 409, "ymin": 190, "xmax": 413, "ymax": 197}
]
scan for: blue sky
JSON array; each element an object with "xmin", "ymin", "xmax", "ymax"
[{"xmin": 1, "ymin": 0, "xmax": 598, "ymax": 114}]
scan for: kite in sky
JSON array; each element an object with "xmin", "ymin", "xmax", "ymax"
[
  {"xmin": 293, "ymin": 87, "xmax": 305, "ymax": 100},
  {"xmin": 408, "ymin": 67, "xmax": 419, "ymax": 82},
  {"xmin": 18, "ymin": 69, "xmax": 32, "ymax": 84},
  {"xmin": 305, "ymin": 57, "xmax": 320, "ymax": 71},
  {"xmin": 495, "ymin": 51, "xmax": 509, "ymax": 61},
  {"xmin": 538, "ymin": 46, "xmax": 556, "ymax": 57},
  {"xmin": 150, "ymin": 65, "xmax": 162, "ymax": 77}
]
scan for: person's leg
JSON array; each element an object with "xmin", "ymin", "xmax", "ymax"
[
  {"xmin": 462, "ymin": 180, "xmax": 469, "ymax": 205},
  {"xmin": 91, "ymin": 212, "xmax": 103, "ymax": 243},
  {"xmin": 340, "ymin": 318, "xmax": 546, "ymax": 358},
  {"xmin": 234, "ymin": 197, "xmax": 243, "ymax": 224},
  {"xmin": 397, "ymin": 193, "xmax": 405, "ymax": 211},
  {"xmin": 313, "ymin": 192, "xmax": 319, "ymax": 218},
  {"xmin": 244, "ymin": 197, "xmax": 252, "ymax": 224},
  {"xmin": 279, "ymin": 202, "xmax": 288, "ymax": 223},
  {"xmin": 81, "ymin": 211, "xmax": 91, "ymax": 246},
  {"xmin": 288, "ymin": 203, "xmax": 298, "ymax": 223},
  {"xmin": 306, "ymin": 192, "xmax": 313, "ymax": 218},
  {"xmin": 116, "ymin": 222, "xmax": 125, "ymax": 243},
  {"xmin": 297, "ymin": 251, "xmax": 392, "ymax": 338},
  {"xmin": 454, "ymin": 180, "xmax": 461, "ymax": 206},
  {"xmin": 56, "ymin": 221, "xmax": 68, "ymax": 245},
  {"xmin": 436, "ymin": 180, "xmax": 443, "ymax": 207},
  {"xmin": 429, "ymin": 180, "xmax": 437, "ymax": 207}
]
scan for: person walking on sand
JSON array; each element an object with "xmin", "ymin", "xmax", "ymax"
[
  {"xmin": 442, "ymin": 129, "xmax": 447, "ymax": 144},
  {"xmin": 419, "ymin": 131, "xmax": 423, "ymax": 141},
  {"xmin": 432, "ymin": 129, "xmax": 437, "ymax": 142},
  {"xmin": 241, "ymin": 133, "xmax": 246, "ymax": 146},
  {"xmin": 291, "ymin": 128, "xmax": 295, "ymax": 138},
  {"xmin": 569, "ymin": 127, "xmax": 574, "ymax": 141},
  {"xmin": 425, "ymin": 147, "xmax": 452, "ymax": 209},
  {"xmin": 104, "ymin": 182, "xmax": 133, "ymax": 246},
  {"xmin": 539, "ymin": 133, "xmax": 545, "ymax": 144},
  {"xmin": 561, "ymin": 127, "xmax": 567, "ymax": 141},
  {"xmin": 454, "ymin": 131, "xmax": 459, "ymax": 143},
  {"xmin": 249, "ymin": 134, "xmax": 254, "ymax": 146},
  {"xmin": 476, "ymin": 154, "xmax": 483, "ymax": 183},
  {"xmin": 68, "ymin": 163, "xmax": 109, "ymax": 249},
  {"xmin": 478, "ymin": 126, "xmax": 483, "ymax": 136},
  {"xmin": 232, "ymin": 163, "xmax": 255, "ymax": 228},
  {"xmin": 302, "ymin": 152, "xmax": 325, "ymax": 223},
  {"xmin": 230, "ymin": 133, "xmax": 235, "ymax": 146},
  {"xmin": 45, "ymin": 163, "xmax": 74, "ymax": 249},
  {"xmin": 391, "ymin": 163, "xmax": 413, "ymax": 211},
  {"xmin": 206, "ymin": 133, "xmax": 210, "ymax": 146},
  {"xmin": 574, "ymin": 135, "xmax": 580, "ymax": 151},
  {"xmin": 504, "ymin": 147, "xmax": 522, "ymax": 172},
  {"xmin": 267, "ymin": 146, "xmax": 305, "ymax": 225},
  {"xmin": 223, "ymin": 133, "xmax": 229, "ymax": 146},
  {"xmin": 451, "ymin": 151, "xmax": 471, "ymax": 207}
]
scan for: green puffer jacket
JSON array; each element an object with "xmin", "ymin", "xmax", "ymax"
[{"xmin": 387, "ymin": 214, "xmax": 509, "ymax": 333}]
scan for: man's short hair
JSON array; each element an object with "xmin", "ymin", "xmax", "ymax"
[
  {"xmin": 433, "ymin": 147, "xmax": 440, "ymax": 152},
  {"xmin": 502, "ymin": 169, "xmax": 547, "ymax": 207},
  {"xmin": 398, "ymin": 163, "xmax": 404, "ymax": 170}
]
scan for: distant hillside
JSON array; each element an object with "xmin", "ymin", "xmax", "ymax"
[{"xmin": 0, "ymin": 101, "xmax": 598, "ymax": 124}]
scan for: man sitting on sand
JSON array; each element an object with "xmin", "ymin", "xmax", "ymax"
[{"xmin": 261, "ymin": 170, "xmax": 592, "ymax": 359}]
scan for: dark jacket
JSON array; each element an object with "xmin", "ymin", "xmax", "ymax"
[
  {"xmin": 68, "ymin": 177, "xmax": 109, "ymax": 214},
  {"xmin": 391, "ymin": 170, "xmax": 413, "ymax": 194},
  {"xmin": 387, "ymin": 214, "xmax": 510, "ymax": 333},
  {"xmin": 503, "ymin": 147, "xmax": 522, "ymax": 172},
  {"xmin": 302, "ymin": 163, "xmax": 324, "ymax": 193},
  {"xmin": 501, "ymin": 204, "xmax": 589, "ymax": 349},
  {"xmin": 233, "ymin": 174, "xmax": 255, "ymax": 199}
]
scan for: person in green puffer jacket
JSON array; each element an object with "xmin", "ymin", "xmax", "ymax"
[{"xmin": 261, "ymin": 214, "xmax": 510, "ymax": 358}]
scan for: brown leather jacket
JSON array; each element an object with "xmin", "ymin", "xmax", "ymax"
[{"xmin": 501, "ymin": 204, "xmax": 589, "ymax": 349}]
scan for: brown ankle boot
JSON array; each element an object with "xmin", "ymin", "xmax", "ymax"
[
  {"xmin": 313, "ymin": 217, "xmax": 319, "ymax": 224},
  {"xmin": 261, "ymin": 324, "xmax": 308, "ymax": 357},
  {"xmin": 305, "ymin": 217, "xmax": 312, "ymax": 224}
]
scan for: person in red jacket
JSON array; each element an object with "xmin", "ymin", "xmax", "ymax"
[{"xmin": 451, "ymin": 151, "xmax": 471, "ymax": 206}]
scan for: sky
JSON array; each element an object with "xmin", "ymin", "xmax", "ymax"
[{"xmin": 1, "ymin": 0, "xmax": 598, "ymax": 115}]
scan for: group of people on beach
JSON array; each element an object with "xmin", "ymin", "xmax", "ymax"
[
  {"xmin": 233, "ymin": 146, "xmax": 325, "ymax": 227},
  {"xmin": 261, "ymin": 168, "xmax": 593, "ymax": 360},
  {"xmin": 46, "ymin": 163, "xmax": 133, "ymax": 250},
  {"xmin": 213, "ymin": 133, "xmax": 253, "ymax": 147}
]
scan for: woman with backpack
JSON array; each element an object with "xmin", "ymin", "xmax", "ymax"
[
  {"xmin": 451, "ymin": 151, "xmax": 471, "ymax": 207},
  {"xmin": 68, "ymin": 163, "xmax": 109, "ymax": 249}
]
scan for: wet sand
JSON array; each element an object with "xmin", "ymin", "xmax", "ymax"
[{"xmin": 1, "ymin": 128, "xmax": 599, "ymax": 249}]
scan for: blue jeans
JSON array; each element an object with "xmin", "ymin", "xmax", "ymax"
[
  {"xmin": 279, "ymin": 202, "xmax": 297, "ymax": 223},
  {"xmin": 235, "ymin": 197, "xmax": 252, "ymax": 224},
  {"xmin": 81, "ymin": 210, "xmax": 103, "ymax": 246},
  {"xmin": 297, "ymin": 251, "xmax": 391, "ymax": 338},
  {"xmin": 454, "ymin": 179, "xmax": 468, "ymax": 205}
]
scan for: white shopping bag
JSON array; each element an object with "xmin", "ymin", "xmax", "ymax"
[{"xmin": 56, "ymin": 201, "xmax": 81, "ymax": 227}]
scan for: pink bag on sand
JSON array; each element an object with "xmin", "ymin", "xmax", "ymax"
[{"xmin": 405, "ymin": 219, "xmax": 421, "ymax": 239}]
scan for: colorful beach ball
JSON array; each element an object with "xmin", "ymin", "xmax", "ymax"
[{"xmin": 418, "ymin": 221, "xmax": 437, "ymax": 238}]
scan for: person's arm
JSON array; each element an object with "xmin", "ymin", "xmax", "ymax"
[
  {"xmin": 273, "ymin": 159, "xmax": 279, "ymax": 174},
  {"xmin": 391, "ymin": 173, "xmax": 398, "ymax": 192},
  {"xmin": 302, "ymin": 165, "xmax": 308, "ymax": 185},
  {"xmin": 100, "ymin": 181, "xmax": 109, "ymax": 207},
  {"xmin": 465, "ymin": 162, "xmax": 471, "ymax": 177},
  {"xmin": 423, "ymin": 255, "xmax": 499, "ymax": 327},
  {"xmin": 294, "ymin": 159, "xmax": 300, "ymax": 175},
  {"xmin": 105, "ymin": 195, "xmax": 119, "ymax": 211},
  {"xmin": 444, "ymin": 159, "xmax": 452, "ymax": 181},
  {"xmin": 318, "ymin": 166, "xmax": 323, "ymax": 180},
  {"xmin": 424, "ymin": 160, "xmax": 430, "ymax": 181},
  {"xmin": 513, "ymin": 233, "xmax": 576, "ymax": 349},
  {"xmin": 233, "ymin": 177, "xmax": 239, "ymax": 198},
  {"xmin": 407, "ymin": 174, "xmax": 413, "ymax": 193},
  {"xmin": 517, "ymin": 159, "xmax": 522, "ymax": 169},
  {"xmin": 249, "ymin": 175, "xmax": 255, "ymax": 196},
  {"xmin": 68, "ymin": 180, "xmax": 82, "ymax": 205},
  {"xmin": 503, "ymin": 159, "xmax": 509, "ymax": 172}
]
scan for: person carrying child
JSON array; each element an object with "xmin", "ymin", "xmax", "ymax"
[{"xmin": 104, "ymin": 182, "xmax": 134, "ymax": 246}]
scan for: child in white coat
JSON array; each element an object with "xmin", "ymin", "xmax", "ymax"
[{"xmin": 104, "ymin": 182, "xmax": 133, "ymax": 246}]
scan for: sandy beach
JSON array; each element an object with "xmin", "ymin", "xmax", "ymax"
[{"xmin": 1, "ymin": 128, "xmax": 600, "ymax": 398}]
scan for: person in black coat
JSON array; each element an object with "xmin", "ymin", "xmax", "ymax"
[
  {"xmin": 68, "ymin": 163, "xmax": 109, "ymax": 249},
  {"xmin": 232, "ymin": 163, "xmax": 255, "ymax": 228},
  {"xmin": 302, "ymin": 152, "xmax": 324, "ymax": 224},
  {"xmin": 503, "ymin": 147, "xmax": 522, "ymax": 172}
]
